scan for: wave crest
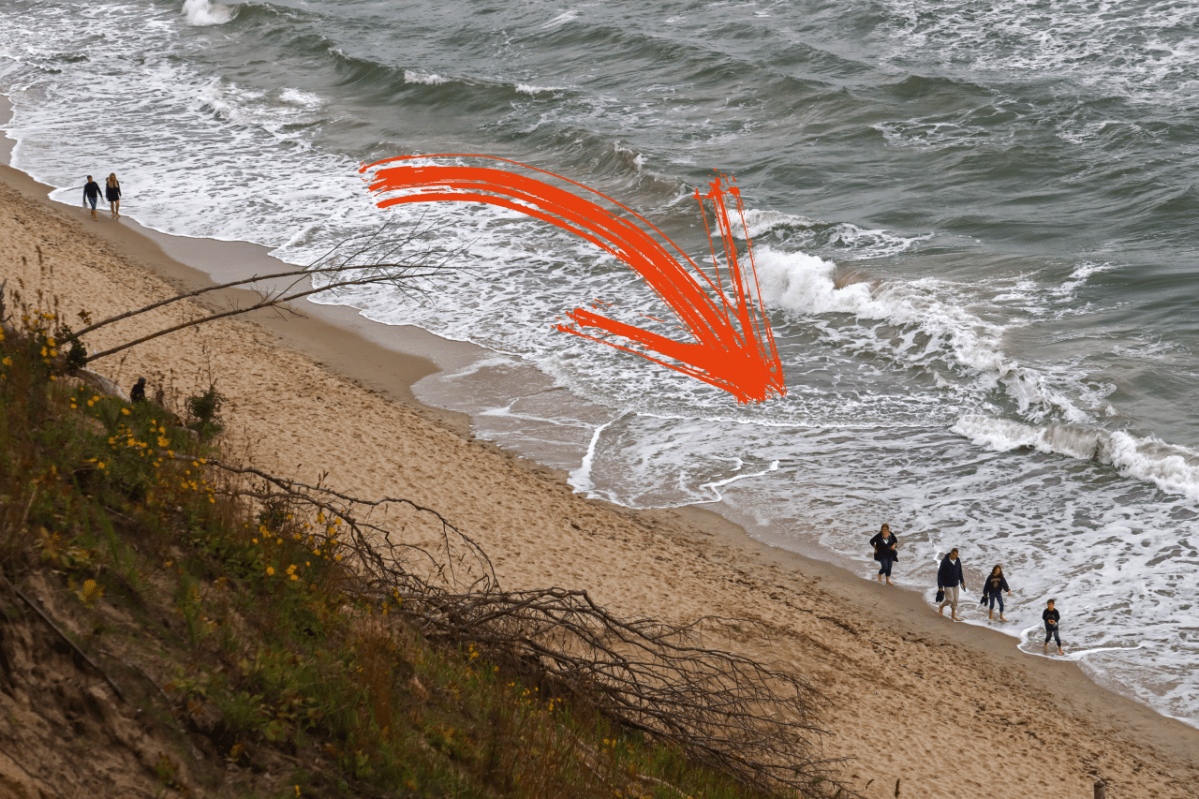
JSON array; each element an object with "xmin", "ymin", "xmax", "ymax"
[
  {"xmin": 952, "ymin": 414, "xmax": 1199, "ymax": 501},
  {"xmin": 182, "ymin": 0, "xmax": 236, "ymax": 26}
]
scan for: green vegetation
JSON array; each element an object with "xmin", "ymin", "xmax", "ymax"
[{"xmin": 0, "ymin": 307, "xmax": 843, "ymax": 798}]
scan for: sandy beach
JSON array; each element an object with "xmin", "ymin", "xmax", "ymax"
[{"xmin": 3, "ymin": 111, "xmax": 1199, "ymax": 797}]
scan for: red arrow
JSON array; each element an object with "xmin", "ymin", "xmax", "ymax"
[{"xmin": 360, "ymin": 154, "xmax": 786, "ymax": 403}]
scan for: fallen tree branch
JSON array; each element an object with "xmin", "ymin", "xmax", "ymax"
[
  {"xmin": 187, "ymin": 456, "xmax": 853, "ymax": 797},
  {"xmin": 80, "ymin": 217, "xmax": 478, "ymax": 364}
]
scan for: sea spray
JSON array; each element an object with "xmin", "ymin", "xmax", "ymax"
[
  {"xmin": 952, "ymin": 415, "xmax": 1199, "ymax": 502},
  {"xmin": 182, "ymin": 0, "xmax": 236, "ymax": 27}
]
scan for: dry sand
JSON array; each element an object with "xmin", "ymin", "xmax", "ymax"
[{"xmin": 2, "ymin": 124, "xmax": 1198, "ymax": 798}]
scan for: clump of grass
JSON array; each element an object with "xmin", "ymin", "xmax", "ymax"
[
  {"xmin": 0, "ymin": 303, "xmax": 848, "ymax": 799},
  {"xmin": 185, "ymin": 383, "xmax": 226, "ymax": 441}
]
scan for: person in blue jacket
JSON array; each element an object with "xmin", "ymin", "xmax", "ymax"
[{"xmin": 937, "ymin": 548, "xmax": 967, "ymax": 620}]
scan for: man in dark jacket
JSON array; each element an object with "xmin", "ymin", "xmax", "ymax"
[
  {"xmin": 83, "ymin": 175, "xmax": 102, "ymax": 221},
  {"xmin": 937, "ymin": 548, "xmax": 966, "ymax": 621}
]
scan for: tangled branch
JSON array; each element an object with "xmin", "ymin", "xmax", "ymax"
[{"xmin": 198, "ymin": 457, "xmax": 852, "ymax": 797}]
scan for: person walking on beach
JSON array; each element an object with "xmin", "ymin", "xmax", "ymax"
[
  {"xmin": 869, "ymin": 523, "xmax": 899, "ymax": 585},
  {"xmin": 937, "ymin": 548, "xmax": 966, "ymax": 620},
  {"xmin": 82, "ymin": 175, "xmax": 102, "ymax": 220},
  {"xmin": 984, "ymin": 564, "xmax": 1011, "ymax": 622},
  {"xmin": 1043, "ymin": 598, "xmax": 1064, "ymax": 655},
  {"xmin": 105, "ymin": 173, "xmax": 122, "ymax": 220}
]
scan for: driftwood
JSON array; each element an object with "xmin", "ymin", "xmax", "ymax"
[
  {"xmin": 197, "ymin": 457, "xmax": 852, "ymax": 797},
  {"xmin": 73, "ymin": 368, "xmax": 131, "ymax": 401}
]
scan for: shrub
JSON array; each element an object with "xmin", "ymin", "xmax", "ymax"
[{"xmin": 185, "ymin": 384, "xmax": 226, "ymax": 441}]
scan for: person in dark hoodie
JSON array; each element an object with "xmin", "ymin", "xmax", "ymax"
[
  {"xmin": 868, "ymin": 523, "xmax": 899, "ymax": 585},
  {"xmin": 1043, "ymin": 599, "xmax": 1063, "ymax": 655},
  {"xmin": 82, "ymin": 175, "xmax": 102, "ymax": 220},
  {"xmin": 984, "ymin": 564, "xmax": 1012, "ymax": 622},
  {"xmin": 937, "ymin": 548, "xmax": 966, "ymax": 620}
]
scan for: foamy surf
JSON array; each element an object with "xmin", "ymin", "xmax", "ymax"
[
  {"xmin": 954, "ymin": 415, "xmax": 1199, "ymax": 502},
  {"xmin": 182, "ymin": 0, "xmax": 236, "ymax": 26},
  {"xmin": 753, "ymin": 246, "xmax": 1091, "ymax": 423}
]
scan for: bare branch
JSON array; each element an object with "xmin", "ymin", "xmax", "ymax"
[
  {"xmin": 78, "ymin": 217, "xmax": 479, "ymax": 364},
  {"xmin": 190, "ymin": 456, "xmax": 855, "ymax": 797},
  {"xmin": 84, "ymin": 269, "xmax": 449, "ymax": 364}
]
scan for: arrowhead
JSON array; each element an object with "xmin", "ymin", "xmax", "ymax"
[{"xmin": 363, "ymin": 156, "xmax": 786, "ymax": 403}]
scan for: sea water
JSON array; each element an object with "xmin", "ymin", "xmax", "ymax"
[{"xmin": 2, "ymin": 0, "xmax": 1197, "ymax": 725}]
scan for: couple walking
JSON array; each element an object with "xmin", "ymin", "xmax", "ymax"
[
  {"xmin": 82, "ymin": 173, "xmax": 121, "ymax": 220},
  {"xmin": 936, "ymin": 548, "xmax": 1011, "ymax": 622}
]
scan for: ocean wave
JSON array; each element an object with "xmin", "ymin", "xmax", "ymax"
[
  {"xmin": 879, "ymin": 0, "xmax": 1199, "ymax": 107},
  {"xmin": 193, "ymin": 78, "xmax": 326, "ymax": 142},
  {"xmin": 403, "ymin": 69, "xmax": 449, "ymax": 86},
  {"xmin": 752, "ymin": 246, "xmax": 1093, "ymax": 422},
  {"xmin": 952, "ymin": 414, "xmax": 1199, "ymax": 501},
  {"xmin": 875, "ymin": 116, "xmax": 1013, "ymax": 152},
  {"xmin": 182, "ymin": 0, "xmax": 237, "ymax": 27},
  {"xmin": 735, "ymin": 209, "xmax": 930, "ymax": 259},
  {"xmin": 279, "ymin": 87, "xmax": 323, "ymax": 107},
  {"xmin": 514, "ymin": 83, "xmax": 565, "ymax": 95}
]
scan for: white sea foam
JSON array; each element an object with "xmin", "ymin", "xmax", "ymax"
[
  {"xmin": 736, "ymin": 208, "xmax": 816, "ymax": 238},
  {"xmin": 1050, "ymin": 261, "xmax": 1116, "ymax": 300},
  {"xmin": 403, "ymin": 70, "xmax": 449, "ymax": 86},
  {"xmin": 735, "ymin": 208, "xmax": 930, "ymax": 259},
  {"xmin": 875, "ymin": 118, "xmax": 1011, "ymax": 152},
  {"xmin": 952, "ymin": 415, "xmax": 1199, "ymax": 501},
  {"xmin": 280, "ymin": 87, "xmax": 323, "ymax": 107},
  {"xmin": 752, "ymin": 246, "xmax": 1089, "ymax": 422},
  {"xmin": 182, "ymin": 0, "xmax": 236, "ymax": 26},
  {"xmin": 539, "ymin": 10, "xmax": 580, "ymax": 30},
  {"xmin": 515, "ymin": 84, "xmax": 564, "ymax": 95},
  {"xmin": 880, "ymin": 0, "xmax": 1199, "ymax": 106}
]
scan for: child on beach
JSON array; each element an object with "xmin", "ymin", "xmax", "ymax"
[
  {"xmin": 1043, "ymin": 599, "xmax": 1063, "ymax": 655},
  {"xmin": 985, "ymin": 564, "xmax": 1011, "ymax": 622}
]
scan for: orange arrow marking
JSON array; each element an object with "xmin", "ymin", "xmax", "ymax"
[{"xmin": 361, "ymin": 154, "xmax": 785, "ymax": 403}]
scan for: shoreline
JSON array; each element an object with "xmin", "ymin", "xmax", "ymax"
[{"xmin": 4, "ymin": 98, "xmax": 1199, "ymax": 796}]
